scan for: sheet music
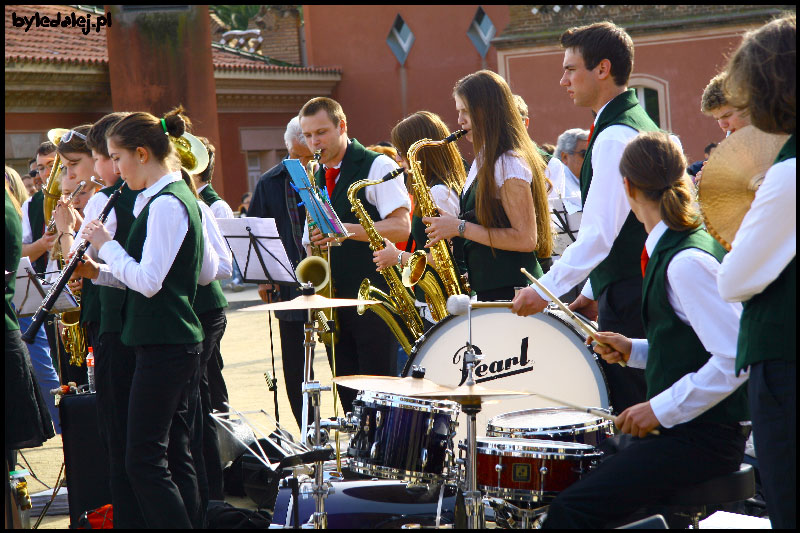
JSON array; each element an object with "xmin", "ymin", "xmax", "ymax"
[
  {"xmin": 283, "ymin": 159, "xmax": 348, "ymax": 238},
  {"xmin": 13, "ymin": 257, "xmax": 80, "ymax": 317},
  {"xmin": 216, "ymin": 217, "xmax": 296, "ymax": 284}
]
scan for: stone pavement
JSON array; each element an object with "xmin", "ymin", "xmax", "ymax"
[{"xmin": 21, "ymin": 284, "xmax": 345, "ymax": 528}]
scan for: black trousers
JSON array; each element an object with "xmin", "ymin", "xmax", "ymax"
[
  {"xmin": 195, "ymin": 309, "xmax": 227, "ymax": 502},
  {"xmin": 278, "ymin": 319, "xmax": 308, "ymax": 429},
  {"xmin": 543, "ymin": 421, "xmax": 747, "ymax": 529},
  {"xmin": 325, "ymin": 307, "xmax": 399, "ymax": 414},
  {"xmin": 94, "ymin": 331, "xmax": 145, "ymax": 528},
  {"xmin": 597, "ymin": 277, "xmax": 648, "ymax": 414},
  {"xmin": 748, "ymin": 360, "xmax": 796, "ymax": 528},
  {"xmin": 126, "ymin": 343, "xmax": 201, "ymax": 529}
]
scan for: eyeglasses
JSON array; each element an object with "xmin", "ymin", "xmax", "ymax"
[
  {"xmin": 29, "ymin": 169, "xmax": 38, "ymax": 177},
  {"xmin": 573, "ymin": 149, "xmax": 587, "ymax": 157},
  {"xmin": 60, "ymin": 130, "xmax": 87, "ymax": 144}
]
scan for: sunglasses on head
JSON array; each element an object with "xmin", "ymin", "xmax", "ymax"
[
  {"xmin": 60, "ymin": 130, "xmax": 87, "ymax": 144},
  {"xmin": 29, "ymin": 169, "xmax": 38, "ymax": 177}
]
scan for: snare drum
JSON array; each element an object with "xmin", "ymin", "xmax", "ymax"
[
  {"xmin": 347, "ymin": 391, "xmax": 459, "ymax": 483},
  {"xmin": 403, "ymin": 308, "xmax": 610, "ymax": 445},
  {"xmin": 476, "ymin": 437, "xmax": 601, "ymax": 503},
  {"xmin": 488, "ymin": 407, "xmax": 614, "ymax": 447}
]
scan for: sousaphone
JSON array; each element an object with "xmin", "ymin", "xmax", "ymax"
[{"xmin": 698, "ymin": 126, "xmax": 790, "ymax": 251}]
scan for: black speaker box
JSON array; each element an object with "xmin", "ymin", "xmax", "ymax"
[{"xmin": 59, "ymin": 392, "xmax": 111, "ymax": 526}]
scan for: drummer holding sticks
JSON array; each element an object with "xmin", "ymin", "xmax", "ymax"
[{"xmin": 541, "ymin": 132, "xmax": 750, "ymax": 529}]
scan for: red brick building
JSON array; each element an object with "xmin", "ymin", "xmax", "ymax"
[{"xmin": 4, "ymin": 4, "xmax": 340, "ymax": 205}]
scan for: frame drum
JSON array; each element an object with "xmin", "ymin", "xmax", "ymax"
[{"xmin": 403, "ymin": 308, "xmax": 610, "ymax": 445}]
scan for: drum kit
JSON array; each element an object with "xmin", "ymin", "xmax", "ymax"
[{"xmin": 235, "ymin": 284, "xmax": 616, "ymax": 529}]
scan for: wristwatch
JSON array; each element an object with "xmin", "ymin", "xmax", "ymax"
[
  {"xmin": 457, "ymin": 219, "xmax": 467, "ymax": 238},
  {"xmin": 397, "ymin": 251, "xmax": 405, "ymax": 267}
]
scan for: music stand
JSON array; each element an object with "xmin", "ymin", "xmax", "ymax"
[
  {"xmin": 216, "ymin": 218, "xmax": 296, "ymax": 287},
  {"xmin": 13, "ymin": 257, "xmax": 79, "ymax": 318}
]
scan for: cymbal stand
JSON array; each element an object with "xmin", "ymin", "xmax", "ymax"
[
  {"xmin": 461, "ymin": 302, "xmax": 485, "ymax": 529},
  {"xmin": 300, "ymin": 282, "xmax": 331, "ymax": 529}
]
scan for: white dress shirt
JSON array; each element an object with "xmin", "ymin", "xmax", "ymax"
[
  {"xmin": 625, "ymin": 221, "xmax": 748, "ymax": 428},
  {"xmin": 21, "ymin": 198, "xmax": 34, "ymax": 245},
  {"xmin": 430, "ymin": 184, "xmax": 460, "ymax": 218},
  {"xmin": 197, "ymin": 183, "xmax": 235, "ymax": 219},
  {"xmin": 717, "ymin": 157, "xmax": 796, "ymax": 302},
  {"xmin": 69, "ymin": 190, "xmax": 118, "ymax": 263},
  {"xmin": 302, "ymin": 145, "xmax": 411, "ymax": 246},
  {"xmin": 95, "ymin": 172, "xmax": 219, "ymax": 297},
  {"xmin": 462, "ymin": 151, "xmax": 533, "ymax": 198},
  {"xmin": 198, "ymin": 201, "xmax": 233, "ymax": 280},
  {"xmin": 534, "ymin": 99, "xmax": 682, "ymax": 300}
]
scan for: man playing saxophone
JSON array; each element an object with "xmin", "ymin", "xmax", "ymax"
[{"xmin": 299, "ymin": 97, "xmax": 411, "ymax": 412}]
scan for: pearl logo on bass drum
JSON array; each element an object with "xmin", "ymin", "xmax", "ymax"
[{"xmin": 455, "ymin": 337, "xmax": 533, "ymax": 386}]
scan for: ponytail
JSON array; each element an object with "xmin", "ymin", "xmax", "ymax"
[{"xmin": 619, "ymin": 131, "xmax": 700, "ymax": 231}]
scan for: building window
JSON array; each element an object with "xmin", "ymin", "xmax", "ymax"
[
  {"xmin": 467, "ymin": 7, "xmax": 496, "ymax": 58},
  {"xmin": 634, "ymin": 87, "xmax": 660, "ymax": 127},
  {"xmin": 387, "ymin": 15, "xmax": 415, "ymax": 65},
  {"xmin": 629, "ymin": 75, "xmax": 671, "ymax": 131}
]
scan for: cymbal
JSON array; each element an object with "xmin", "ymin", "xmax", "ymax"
[
  {"xmin": 240, "ymin": 294, "xmax": 379, "ymax": 312},
  {"xmin": 332, "ymin": 375, "xmax": 455, "ymax": 396},
  {"xmin": 408, "ymin": 383, "xmax": 532, "ymax": 404},
  {"xmin": 698, "ymin": 126, "xmax": 789, "ymax": 251}
]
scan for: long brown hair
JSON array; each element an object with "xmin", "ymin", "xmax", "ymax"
[
  {"xmin": 619, "ymin": 131, "xmax": 700, "ymax": 231},
  {"xmin": 391, "ymin": 111, "xmax": 466, "ymax": 216},
  {"xmin": 724, "ymin": 14, "xmax": 795, "ymax": 134},
  {"xmin": 454, "ymin": 70, "xmax": 552, "ymax": 257}
]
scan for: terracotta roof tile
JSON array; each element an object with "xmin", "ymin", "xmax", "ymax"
[{"xmin": 5, "ymin": 4, "xmax": 341, "ymax": 76}]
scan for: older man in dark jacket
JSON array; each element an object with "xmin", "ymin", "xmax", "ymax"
[{"xmin": 247, "ymin": 116, "xmax": 312, "ymax": 429}]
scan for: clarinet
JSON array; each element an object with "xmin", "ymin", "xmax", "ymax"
[{"xmin": 21, "ymin": 183, "xmax": 126, "ymax": 344}]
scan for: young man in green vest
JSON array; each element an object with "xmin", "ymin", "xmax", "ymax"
[
  {"xmin": 716, "ymin": 15, "xmax": 795, "ymax": 529},
  {"xmin": 512, "ymin": 21, "xmax": 664, "ymax": 414},
  {"xmin": 299, "ymin": 97, "xmax": 411, "ymax": 412},
  {"xmin": 543, "ymin": 131, "xmax": 750, "ymax": 530}
]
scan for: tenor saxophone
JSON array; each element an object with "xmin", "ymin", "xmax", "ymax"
[
  {"xmin": 348, "ymin": 175, "xmax": 424, "ymax": 352},
  {"xmin": 405, "ymin": 130, "xmax": 471, "ymax": 318}
]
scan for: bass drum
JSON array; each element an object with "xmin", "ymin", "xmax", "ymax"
[
  {"xmin": 271, "ymin": 479, "xmax": 459, "ymax": 528},
  {"xmin": 403, "ymin": 308, "xmax": 610, "ymax": 445}
]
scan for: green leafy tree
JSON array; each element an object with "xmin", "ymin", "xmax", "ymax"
[{"xmin": 211, "ymin": 5, "xmax": 262, "ymax": 30}]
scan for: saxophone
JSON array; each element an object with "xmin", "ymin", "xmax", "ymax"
[
  {"xmin": 348, "ymin": 174, "xmax": 424, "ymax": 353},
  {"xmin": 404, "ymin": 129, "xmax": 471, "ymax": 318},
  {"xmin": 302, "ymin": 150, "xmax": 338, "ymax": 345}
]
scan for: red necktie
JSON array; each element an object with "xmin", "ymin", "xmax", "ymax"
[
  {"xmin": 641, "ymin": 246, "xmax": 649, "ymax": 277},
  {"xmin": 589, "ymin": 122, "xmax": 595, "ymax": 143},
  {"xmin": 325, "ymin": 167, "xmax": 340, "ymax": 197}
]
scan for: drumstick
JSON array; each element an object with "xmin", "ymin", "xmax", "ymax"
[
  {"xmin": 520, "ymin": 268, "xmax": 627, "ymax": 367},
  {"xmin": 531, "ymin": 390, "xmax": 660, "ymax": 436}
]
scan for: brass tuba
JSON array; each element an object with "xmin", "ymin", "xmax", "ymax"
[
  {"xmin": 348, "ymin": 176, "xmax": 424, "ymax": 353},
  {"xmin": 403, "ymin": 130, "xmax": 471, "ymax": 320}
]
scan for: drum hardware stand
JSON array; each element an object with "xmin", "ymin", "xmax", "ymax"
[
  {"xmin": 300, "ymin": 282, "xmax": 333, "ymax": 529},
  {"xmin": 460, "ymin": 302, "xmax": 485, "ymax": 530}
]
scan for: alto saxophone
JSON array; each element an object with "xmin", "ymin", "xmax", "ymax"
[
  {"xmin": 348, "ymin": 174, "xmax": 424, "ymax": 353},
  {"xmin": 405, "ymin": 129, "xmax": 471, "ymax": 320},
  {"xmin": 303, "ymin": 150, "xmax": 338, "ymax": 345}
]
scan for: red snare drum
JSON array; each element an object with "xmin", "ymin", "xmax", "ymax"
[{"xmin": 476, "ymin": 437, "xmax": 601, "ymax": 503}]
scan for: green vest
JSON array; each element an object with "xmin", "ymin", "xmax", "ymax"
[
  {"xmin": 97, "ymin": 181, "xmax": 138, "ymax": 337},
  {"xmin": 27, "ymin": 190, "xmax": 47, "ymax": 274},
  {"xmin": 314, "ymin": 139, "xmax": 385, "ymax": 299},
  {"xmin": 194, "ymin": 185, "xmax": 228, "ymax": 315},
  {"xmin": 6, "ymin": 190, "xmax": 23, "ymax": 332},
  {"xmin": 581, "ymin": 90, "xmax": 659, "ymax": 297},
  {"xmin": 459, "ymin": 180, "xmax": 542, "ymax": 294},
  {"xmin": 642, "ymin": 227, "xmax": 748, "ymax": 425},
  {"xmin": 199, "ymin": 183, "xmax": 223, "ymax": 207},
  {"xmin": 736, "ymin": 134, "xmax": 796, "ymax": 374},
  {"xmin": 121, "ymin": 180, "xmax": 204, "ymax": 346},
  {"xmin": 79, "ymin": 190, "xmax": 106, "ymax": 326}
]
